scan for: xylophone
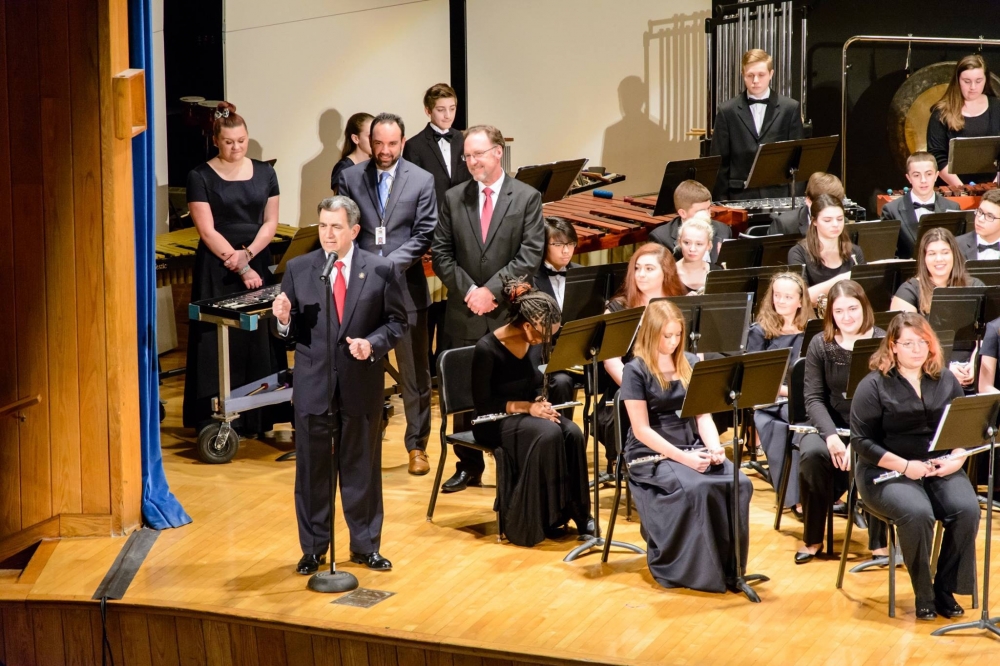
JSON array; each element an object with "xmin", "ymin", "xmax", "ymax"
[
  {"xmin": 875, "ymin": 183, "xmax": 998, "ymax": 216},
  {"xmin": 156, "ymin": 224, "xmax": 298, "ymax": 287}
]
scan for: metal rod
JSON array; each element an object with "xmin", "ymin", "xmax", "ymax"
[{"xmin": 799, "ymin": 4, "xmax": 807, "ymax": 121}]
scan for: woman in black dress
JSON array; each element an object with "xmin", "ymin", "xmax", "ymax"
[
  {"xmin": 471, "ymin": 279, "xmax": 591, "ymax": 547},
  {"xmin": 786, "ymin": 194, "xmax": 865, "ymax": 308},
  {"xmin": 851, "ymin": 313, "xmax": 980, "ymax": 620},
  {"xmin": 795, "ymin": 280, "xmax": 886, "ymax": 564},
  {"xmin": 622, "ymin": 300, "xmax": 752, "ymax": 592},
  {"xmin": 674, "ymin": 216, "xmax": 718, "ymax": 294},
  {"xmin": 926, "ymin": 55, "xmax": 1000, "ymax": 188},
  {"xmin": 749, "ymin": 272, "xmax": 813, "ymax": 515},
  {"xmin": 330, "ymin": 112, "xmax": 373, "ymax": 192},
  {"xmin": 183, "ymin": 102, "xmax": 287, "ymax": 434}
]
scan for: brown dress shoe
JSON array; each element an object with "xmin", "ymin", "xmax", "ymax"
[{"xmin": 408, "ymin": 450, "xmax": 430, "ymax": 475}]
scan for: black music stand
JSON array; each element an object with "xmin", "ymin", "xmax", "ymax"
[
  {"xmin": 561, "ymin": 263, "xmax": 629, "ymax": 323},
  {"xmin": 660, "ymin": 293, "xmax": 754, "ymax": 354},
  {"xmin": 927, "ymin": 287, "xmax": 991, "ymax": 355},
  {"xmin": 916, "ymin": 211, "xmax": 972, "ymax": 248},
  {"xmin": 932, "ymin": 393, "xmax": 1000, "ymax": 639},
  {"xmin": 704, "ymin": 264, "xmax": 806, "ymax": 315},
  {"xmin": 553, "ymin": 308, "xmax": 647, "ymax": 563},
  {"xmin": 652, "ymin": 156, "xmax": 722, "ymax": 216},
  {"xmin": 717, "ymin": 235, "xmax": 803, "ymax": 269},
  {"xmin": 873, "ymin": 310, "xmax": 904, "ymax": 332},
  {"xmin": 946, "ymin": 135, "xmax": 1000, "ymax": 186},
  {"xmin": 679, "ymin": 348, "xmax": 792, "ymax": 602},
  {"xmin": 802, "ymin": 319, "xmax": 825, "ymax": 357},
  {"xmin": 848, "ymin": 220, "xmax": 901, "ymax": 262},
  {"xmin": 744, "ymin": 136, "xmax": 841, "ymax": 206},
  {"xmin": 849, "ymin": 262, "xmax": 917, "ymax": 313},
  {"xmin": 844, "ymin": 338, "xmax": 884, "ymax": 400},
  {"xmin": 514, "ymin": 158, "xmax": 589, "ymax": 203},
  {"xmin": 966, "ymin": 259, "xmax": 1000, "ymax": 286}
]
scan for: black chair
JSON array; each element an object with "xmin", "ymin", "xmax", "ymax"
[
  {"xmin": 601, "ymin": 390, "xmax": 645, "ymax": 563},
  {"xmin": 774, "ymin": 357, "xmax": 837, "ymax": 555},
  {"xmin": 426, "ymin": 346, "xmax": 504, "ymax": 542},
  {"xmin": 745, "ymin": 224, "xmax": 773, "ymax": 237}
]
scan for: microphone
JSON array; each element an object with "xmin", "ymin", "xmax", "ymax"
[{"xmin": 319, "ymin": 251, "xmax": 339, "ymax": 283}]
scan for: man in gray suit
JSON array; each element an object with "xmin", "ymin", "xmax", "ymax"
[
  {"xmin": 272, "ymin": 196, "xmax": 407, "ymax": 575},
  {"xmin": 335, "ymin": 113, "xmax": 437, "ymax": 476},
  {"xmin": 881, "ymin": 152, "xmax": 960, "ymax": 259},
  {"xmin": 431, "ymin": 124, "xmax": 544, "ymax": 491}
]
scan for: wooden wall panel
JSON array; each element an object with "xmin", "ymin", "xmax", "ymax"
[
  {"xmin": 255, "ymin": 627, "xmax": 288, "ymax": 666},
  {"xmin": 1, "ymin": 605, "xmax": 36, "ymax": 666},
  {"xmin": 62, "ymin": 608, "xmax": 97, "ymax": 666},
  {"xmin": 31, "ymin": 606, "xmax": 67, "ymax": 666},
  {"xmin": 175, "ymin": 616, "xmax": 208, "ymax": 666},
  {"xmin": 119, "ymin": 611, "xmax": 155, "ymax": 666},
  {"xmin": 148, "ymin": 614, "xmax": 182, "ymax": 666}
]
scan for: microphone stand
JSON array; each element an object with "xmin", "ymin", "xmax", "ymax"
[{"xmin": 308, "ymin": 251, "xmax": 359, "ymax": 593}]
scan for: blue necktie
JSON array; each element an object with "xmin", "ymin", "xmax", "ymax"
[{"xmin": 378, "ymin": 172, "xmax": 391, "ymax": 217}]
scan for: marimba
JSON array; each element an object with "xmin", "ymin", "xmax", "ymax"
[{"xmin": 876, "ymin": 183, "xmax": 998, "ymax": 216}]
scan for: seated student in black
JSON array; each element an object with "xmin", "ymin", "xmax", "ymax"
[
  {"xmin": 768, "ymin": 172, "xmax": 845, "ymax": 237},
  {"xmin": 470, "ymin": 278, "xmax": 591, "ymax": 547},
  {"xmin": 621, "ymin": 299, "xmax": 752, "ymax": 593},
  {"xmin": 795, "ymin": 280, "xmax": 886, "ymax": 564},
  {"xmin": 851, "ymin": 313, "xmax": 980, "ymax": 620},
  {"xmin": 533, "ymin": 217, "xmax": 582, "ymax": 419},
  {"xmin": 787, "ymin": 194, "xmax": 865, "ymax": 309},
  {"xmin": 674, "ymin": 216, "xmax": 720, "ymax": 294},
  {"xmin": 748, "ymin": 273, "xmax": 814, "ymax": 514},
  {"xmin": 889, "ymin": 227, "xmax": 983, "ymax": 389}
]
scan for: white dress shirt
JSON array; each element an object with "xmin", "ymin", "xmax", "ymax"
[
  {"xmin": 910, "ymin": 191, "xmax": 936, "ymax": 222},
  {"xmin": 431, "ymin": 123, "xmax": 452, "ymax": 178},
  {"xmin": 748, "ymin": 89, "xmax": 770, "ymax": 135},
  {"xmin": 976, "ymin": 234, "xmax": 1000, "ymax": 260},
  {"xmin": 544, "ymin": 262, "xmax": 567, "ymax": 309},
  {"xmin": 277, "ymin": 243, "xmax": 355, "ymax": 336}
]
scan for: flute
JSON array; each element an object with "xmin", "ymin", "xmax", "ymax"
[
  {"xmin": 626, "ymin": 454, "xmax": 668, "ymax": 469},
  {"xmin": 872, "ymin": 443, "xmax": 992, "ymax": 484},
  {"xmin": 471, "ymin": 401, "xmax": 583, "ymax": 425}
]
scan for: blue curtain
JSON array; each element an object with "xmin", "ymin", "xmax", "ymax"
[{"xmin": 130, "ymin": 0, "xmax": 191, "ymax": 529}]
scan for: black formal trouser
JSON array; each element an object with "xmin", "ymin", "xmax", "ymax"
[
  {"xmin": 294, "ymin": 402, "xmax": 384, "ymax": 556},
  {"xmin": 799, "ymin": 433, "xmax": 885, "ymax": 549},
  {"xmin": 394, "ymin": 308, "xmax": 432, "ymax": 452},
  {"xmin": 857, "ymin": 461, "xmax": 980, "ymax": 606}
]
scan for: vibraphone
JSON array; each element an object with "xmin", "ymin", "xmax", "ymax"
[
  {"xmin": 875, "ymin": 183, "xmax": 998, "ymax": 216},
  {"xmin": 156, "ymin": 224, "xmax": 298, "ymax": 287}
]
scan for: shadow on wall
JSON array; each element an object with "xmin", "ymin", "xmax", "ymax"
[
  {"xmin": 246, "ymin": 138, "xmax": 265, "ymax": 161},
  {"xmin": 601, "ymin": 11, "xmax": 708, "ymax": 195},
  {"xmin": 299, "ymin": 108, "xmax": 343, "ymax": 227}
]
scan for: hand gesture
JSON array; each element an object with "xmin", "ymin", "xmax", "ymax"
[
  {"xmin": 928, "ymin": 449, "xmax": 966, "ymax": 477},
  {"xmin": 827, "ymin": 434, "xmax": 849, "ymax": 471},
  {"xmin": 903, "ymin": 459, "xmax": 932, "ymax": 480},
  {"xmin": 272, "ymin": 292, "xmax": 291, "ymax": 325},
  {"xmin": 706, "ymin": 447, "xmax": 727, "ymax": 465},
  {"xmin": 528, "ymin": 400, "xmax": 560, "ymax": 423},
  {"xmin": 222, "ymin": 250, "xmax": 247, "ymax": 272},
  {"xmin": 346, "ymin": 337, "xmax": 373, "ymax": 361},
  {"xmin": 465, "ymin": 286, "xmax": 498, "ymax": 316},
  {"xmin": 949, "ymin": 362, "xmax": 974, "ymax": 386},
  {"xmin": 680, "ymin": 449, "xmax": 712, "ymax": 473}
]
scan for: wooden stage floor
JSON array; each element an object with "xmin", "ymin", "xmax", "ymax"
[{"xmin": 3, "ymin": 363, "xmax": 1000, "ymax": 665}]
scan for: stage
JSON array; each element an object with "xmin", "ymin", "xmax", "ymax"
[{"xmin": 2, "ymin": 360, "xmax": 1000, "ymax": 665}]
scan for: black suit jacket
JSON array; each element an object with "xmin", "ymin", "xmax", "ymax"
[
  {"xmin": 955, "ymin": 231, "xmax": 981, "ymax": 262},
  {"xmin": 431, "ymin": 176, "xmax": 545, "ymax": 343},
  {"xmin": 402, "ymin": 123, "xmax": 472, "ymax": 203},
  {"xmin": 647, "ymin": 218, "xmax": 732, "ymax": 265},
  {"xmin": 334, "ymin": 157, "xmax": 437, "ymax": 312},
  {"xmin": 275, "ymin": 247, "xmax": 407, "ymax": 416},
  {"xmin": 533, "ymin": 261, "xmax": 582, "ymax": 303},
  {"xmin": 880, "ymin": 193, "xmax": 960, "ymax": 259},
  {"xmin": 710, "ymin": 91, "xmax": 804, "ymax": 200},
  {"xmin": 767, "ymin": 206, "xmax": 810, "ymax": 236}
]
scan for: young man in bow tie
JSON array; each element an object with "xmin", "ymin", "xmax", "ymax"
[
  {"xmin": 403, "ymin": 83, "xmax": 472, "ymax": 203},
  {"xmin": 881, "ymin": 151, "xmax": 961, "ymax": 259},
  {"xmin": 710, "ymin": 49, "xmax": 804, "ymax": 202},
  {"xmin": 955, "ymin": 188, "xmax": 1000, "ymax": 261}
]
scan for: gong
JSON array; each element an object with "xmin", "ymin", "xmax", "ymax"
[{"xmin": 888, "ymin": 61, "xmax": 1000, "ymax": 172}]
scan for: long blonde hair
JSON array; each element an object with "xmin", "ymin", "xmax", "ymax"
[
  {"xmin": 755, "ymin": 272, "xmax": 813, "ymax": 338},
  {"xmin": 633, "ymin": 300, "xmax": 693, "ymax": 389}
]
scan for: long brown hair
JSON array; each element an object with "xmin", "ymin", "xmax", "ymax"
[
  {"xmin": 212, "ymin": 101, "xmax": 247, "ymax": 139},
  {"xmin": 339, "ymin": 112, "xmax": 374, "ymax": 161},
  {"xmin": 933, "ymin": 55, "xmax": 997, "ymax": 132},
  {"xmin": 822, "ymin": 280, "xmax": 875, "ymax": 343},
  {"xmin": 915, "ymin": 227, "xmax": 973, "ymax": 314},
  {"xmin": 804, "ymin": 193, "xmax": 853, "ymax": 264},
  {"xmin": 611, "ymin": 243, "xmax": 686, "ymax": 308},
  {"xmin": 756, "ymin": 272, "xmax": 813, "ymax": 338},
  {"xmin": 869, "ymin": 312, "xmax": 944, "ymax": 379},
  {"xmin": 633, "ymin": 300, "xmax": 693, "ymax": 389}
]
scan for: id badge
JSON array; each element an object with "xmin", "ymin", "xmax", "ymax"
[{"xmin": 375, "ymin": 226, "xmax": 386, "ymax": 246}]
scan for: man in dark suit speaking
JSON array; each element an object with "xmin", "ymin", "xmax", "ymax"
[
  {"xmin": 431, "ymin": 124, "xmax": 544, "ymax": 492},
  {"xmin": 711, "ymin": 48, "xmax": 804, "ymax": 201},
  {"xmin": 335, "ymin": 113, "xmax": 437, "ymax": 477},
  {"xmin": 272, "ymin": 196, "xmax": 407, "ymax": 575}
]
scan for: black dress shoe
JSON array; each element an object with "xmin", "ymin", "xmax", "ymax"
[
  {"xmin": 441, "ymin": 470, "xmax": 483, "ymax": 493},
  {"xmin": 935, "ymin": 593, "xmax": 965, "ymax": 618},
  {"xmin": 915, "ymin": 605, "xmax": 939, "ymax": 621},
  {"xmin": 350, "ymin": 551, "xmax": 392, "ymax": 571},
  {"xmin": 832, "ymin": 500, "xmax": 848, "ymax": 517},
  {"xmin": 790, "ymin": 505, "xmax": 804, "ymax": 521},
  {"xmin": 794, "ymin": 549, "xmax": 818, "ymax": 565},
  {"xmin": 296, "ymin": 553, "xmax": 326, "ymax": 575},
  {"xmin": 576, "ymin": 516, "xmax": 596, "ymax": 539}
]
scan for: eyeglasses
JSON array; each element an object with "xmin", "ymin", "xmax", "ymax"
[
  {"xmin": 460, "ymin": 146, "xmax": 499, "ymax": 163},
  {"xmin": 549, "ymin": 242, "xmax": 577, "ymax": 249},
  {"xmin": 976, "ymin": 208, "xmax": 999, "ymax": 224},
  {"xmin": 895, "ymin": 339, "xmax": 930, "ymax": 351}
]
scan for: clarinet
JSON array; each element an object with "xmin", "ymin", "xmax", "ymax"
[
  {"xmin": 872, "ymin": 443, "xmax": 992, "ymax": 484},
  {"xmin": 471, "ymin": 401, "xmax": 583, "ymax": 425}
]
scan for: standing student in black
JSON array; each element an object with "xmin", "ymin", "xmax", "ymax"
[
  {"xmin": 330, "ymin": 112, "xmax": 373, "ymax": 192},
  {"xmin": 850, "ymin": 313, "xmax": 980, "ymax": 620},
  {"xmin": 796, "ymin": 280, "xmax": 886, "ymax": 564},
  {"xmin": 711, "ymin": 49, "xmax": 804, "ymax": 201}
]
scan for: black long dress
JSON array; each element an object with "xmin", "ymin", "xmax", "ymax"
[
  {"xmin": 621, "ymin": 355, "xmax": 753, "ymax": 593},
  {"xmin": 471, "ymin": 333, "xmax": 590, "ymax": 547},
  {"xmin": 183, "ymin": 160, "xmax": 288, "ymax": 433}
]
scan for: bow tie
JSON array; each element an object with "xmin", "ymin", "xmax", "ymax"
[
  {"xmin": 434, "ymin": 130, "xmax": 452, "ymax": 141},
  {"xmin": 747, "ymin": 98, "xmax": 768, "ymax": 106},
  {"xmin": 978, "ymin": 242, "xmax": 1000, "ymax": 252},
  {"xmin": 913, "ymin": 202, "xmax": 935, "ymax": 211},
  {"xmin": 544, "ymin": 266, "xmax": 567, "ymax": 277}
]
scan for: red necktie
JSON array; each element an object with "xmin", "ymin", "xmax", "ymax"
[
  {"xmin": 480, "ymin": 187, "xmax": 493, "ymax": 242},
  {"xmin": 333, "ymin": 260, "xmax": 346, "ymax": 323}
]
